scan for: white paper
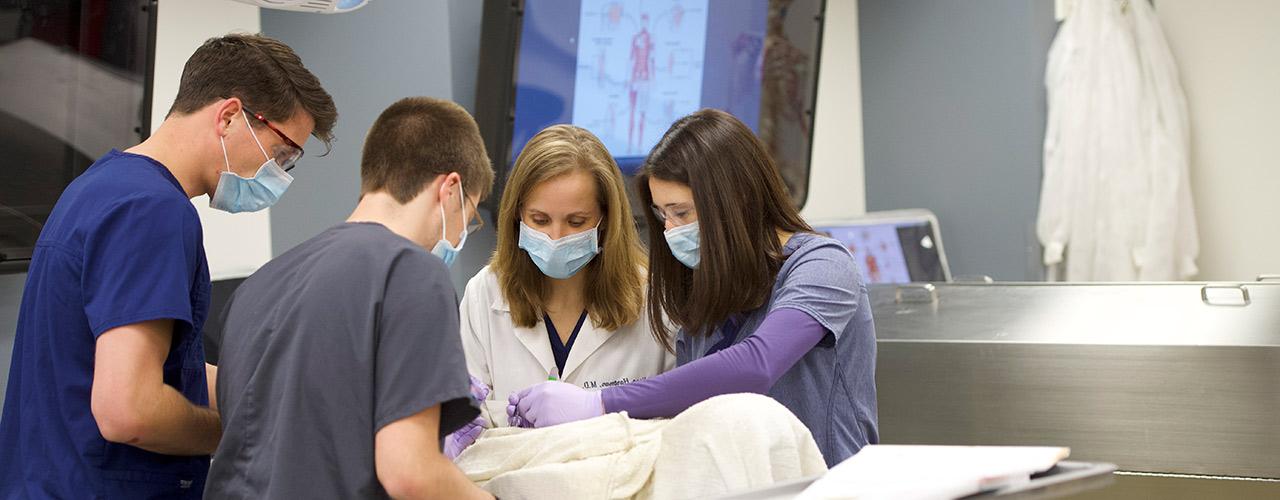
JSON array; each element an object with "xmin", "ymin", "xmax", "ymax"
[{"xmin": 797, "ymin": 445, "xmax": 1070, "ymax": 500}]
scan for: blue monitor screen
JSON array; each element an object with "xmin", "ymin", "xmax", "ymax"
[
  {"xmin": 815, "ymin": 221, "xmax": 948, "ymax": 284},
  {"xmin": 511, "ymin": 0, "xmax": 769, "ymax": 174}
]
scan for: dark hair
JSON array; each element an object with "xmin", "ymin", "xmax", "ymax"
[
  {"xmin": 360, "ymin": 97, "xmax": 494, "ymax": 203},
  {"xmin": 637, "ymin": 108, "xmax": 812, "ymax": 350},
  {"xmin": 169, "ymin": 33, "xmax": 337, "ymax": 149}
]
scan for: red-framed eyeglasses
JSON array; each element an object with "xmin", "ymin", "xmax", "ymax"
[{"xmin": 243, "ymin": 106, "xmax": 305, "ymax": 172}]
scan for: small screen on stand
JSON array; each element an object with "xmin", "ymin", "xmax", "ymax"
[{"xmin": 816, "ymin": 222, "xmax": 947, "ymax": 284}]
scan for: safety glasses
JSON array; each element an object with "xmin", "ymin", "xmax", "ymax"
[
  {"xmin": 243, "ymin": 106, "xmax": 305, "ymax": 172},
  {"xmin": 651, "ymin": 203, "xmax": 697, "ymax": 227}
]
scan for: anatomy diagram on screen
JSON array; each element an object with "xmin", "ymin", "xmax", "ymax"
[
  {"xmin": 629, "ymin": 13, "xmax": 654, "ymax": 153},
  {"xmin": 759, "ymin": 0, "xmax": 815, "ymax": 202},
  {"xmin": 573, "ymin": 0, "xmax": 709, "ymax": 156},
  {"xmin": 826, "ymin": 226, "xmax": 911, "ymax": 285}
]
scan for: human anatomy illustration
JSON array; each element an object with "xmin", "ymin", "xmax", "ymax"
[{"xmin": 573, "ymin": 0, "xmax": 709, "ymax": 156}]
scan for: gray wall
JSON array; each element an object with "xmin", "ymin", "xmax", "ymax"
[
  {"xmin": 263, "ymin": 0, "xmax": 495, "ymax": 293},
  {"xmin": 447, "ymin": 0, "xmax": 483, "ymax": 116},
  {"xmin": 859, "ymin": 0, "xmax": 1058, "ymax": 281}
]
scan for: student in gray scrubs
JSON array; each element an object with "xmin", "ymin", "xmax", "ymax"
[
  {"xmin": 207, "ymin": 97, "xmax": 495, "ymax": 499},
  {"xmin": 509, "ymin": 108, "xmax": 878, "ymax": 468}
]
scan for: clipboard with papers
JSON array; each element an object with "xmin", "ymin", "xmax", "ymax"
[{"xmin": 719, "ymin": 445, "xmax": 1116, "ymax": 500}]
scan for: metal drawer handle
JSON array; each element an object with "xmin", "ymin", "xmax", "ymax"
[
  {"xmin": 1256, "ymin": 274, "xmax": 1280, "ymax": 282},
  {"xmin": 895, "ymin": 283, "xmax": 938, "ymax": 304},
  {"xmin": 1200, "ymin": 284, "xmax": 1251, "ymax": 307}
]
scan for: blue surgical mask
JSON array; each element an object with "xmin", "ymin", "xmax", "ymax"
[
  {"xmin": 210, "ymin": 110, "xmax": 294, "ymax": 213},
  {"xmin": 430, "ymin": 179, "xmax": 468, "ymax": 267},
  {"xmin": 517, "ymin": 221, "xmax": 600, "ymax": 279},
  {"xmin": 664, "ymin": 221, "xmax": 700, "ymax": 269}
]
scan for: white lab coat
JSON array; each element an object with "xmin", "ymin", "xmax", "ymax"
[
  {"xmin": 1037, "ymin": 0, "xmax": 1198, "ymax": 281},
  {"xmin": 459, "ymin": 266, "xmax": 676, "ymax": 427}
]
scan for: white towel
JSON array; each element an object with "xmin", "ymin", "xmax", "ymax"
[{"xmin": 455, "ymin": 393, "xmax": 828, "ymax": 500}]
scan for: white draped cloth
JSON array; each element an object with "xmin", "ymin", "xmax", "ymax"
[
  {"xmin": 1038, "ymin": 0, "xmax": 1198, "ymax": 281},
  {"xmin": 455, "ymin": 394, "xmax": 828, "ymax": 500}
]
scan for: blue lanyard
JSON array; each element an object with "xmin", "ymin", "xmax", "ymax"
[{"xmin": 705, "ymin": 315, "xmax": 742, "ymax": 356}]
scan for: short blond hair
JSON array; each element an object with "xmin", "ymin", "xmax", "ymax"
[{"xmin": 490, "ymin": 125, "xmax": 646, "ymax": 330}]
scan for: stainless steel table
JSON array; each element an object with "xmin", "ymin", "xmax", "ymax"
[{"xmin": 871, "ymin": 281, "xmax": 1280, "ymax": 498}]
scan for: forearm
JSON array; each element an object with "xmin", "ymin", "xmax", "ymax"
[
  {"xmin": 92, "ymin": 320, "xmax": 221, "ymax": 455},
  {"xmin": 432, "ymin": 462, "xmax": 494, "ymax": 500},
  {"xmin": 206, "ymin": 363, "xmax": 218, "ymax": 412},
  {"xmin": 126, "ymin": 383, "xmax": 222, "ymax": 455},
  {"xmin": 378, "ymin": 405, "xmax": 494, "ymax": 500},
  {"xmin": 394, "ymin": 456, "xmax": 493, "ymax": 500},
  {"xmin": 602, "ymin": 308, "xmax": 825, "ymax": 418}
]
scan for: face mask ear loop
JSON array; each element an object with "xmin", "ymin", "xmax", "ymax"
[
  {"xmin": 218, "ymin": 135, "xmax": 232, "ymax": 174},
  {"xmin": 457, "ymin": 178, "xmax": 469, "ymax": 248},
  {"xmin": 241, "ymin": 109, "xmax": 271, "ymax": 161},
  {"xmin": 438, "ymin": 194, "xmax": 449, "ymax": 247}
]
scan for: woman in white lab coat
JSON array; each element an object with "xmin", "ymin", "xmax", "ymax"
[{"xmin": 455, "ymin": 125, "xmax": 674, "ymax": 437}]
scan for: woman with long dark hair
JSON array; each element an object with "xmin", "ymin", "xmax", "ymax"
[{"xmin": 508, "ymin": 109, "xmax": 878, "ymax": 466}]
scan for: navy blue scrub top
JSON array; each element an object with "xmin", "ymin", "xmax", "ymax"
[
  {"xmin": 0, "ymin": 150, "xmax": 212, "ymax": 499},
  {"xmin": 545, "ymin": 311, "xmax": 588, "ymax": 376}
]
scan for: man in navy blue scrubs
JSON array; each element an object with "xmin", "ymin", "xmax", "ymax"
[{"xmin": 0, "ymin": 34, "xmax": 336, "ymax": 498}]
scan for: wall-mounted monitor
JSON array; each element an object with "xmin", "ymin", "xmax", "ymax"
[{"xmin": 475, "ymin": 0, "xmax": 826, "ymax": 213}]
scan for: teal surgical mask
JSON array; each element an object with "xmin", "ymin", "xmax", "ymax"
[
  {"xmin": 517, "ymin": 221, "xmax": 600, "ymax": 279},
  {"xmin": 664, "ymin": 221, "xmax": 700, "ymax": 269},
  {"xmin": 430, "ymin": 180, "xmax": 468, "ymax": 267},
  {"xmin": 210, "ymin": 110, "xmax": 294, "ymax": 213}
]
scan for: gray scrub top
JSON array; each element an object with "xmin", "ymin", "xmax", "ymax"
[
  {"xmin": 207, "ymin": 222, "xmax": 477, "ymax": 499},
  {"xmin": 676, "ymin": 232, "xmax": 879, "ymax": 467}
]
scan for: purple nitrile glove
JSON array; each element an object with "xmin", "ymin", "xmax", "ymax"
[
  {"xmin": 443, "ymin": 374, "xmax": 494, "ymax": 460},
  {"xmin": 513, "ymin": 381, "xmax": 604, "ymax": 428},
  {"xmin": 506, "ymin": 393, "xmax": 528, "ymax": 428},
  {"xmin": 469, "ymin": 374, "xmax": 490, "ymax": 402},
  {"xmin": 443, "ymin": 416, "xmax": 485, "ymax": 460}
]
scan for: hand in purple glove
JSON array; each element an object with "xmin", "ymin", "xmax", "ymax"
[
  {"xmin": 469, "ymin": 374, "xmax": 490, "ymax": 402},
  {"xmin": 443, "ymin": 416, "xmax": 485, "ymax": 460},
  {"xmin": 443, "ymin": 374, "xmax": 493, "ymax": 460},
  {"xmin": 511, "ymin": 381, "xmax": 605, "ymax": 428},
  {"xmin": 507, "ymin": 393, "xmax": 526, "ymax": 428}
]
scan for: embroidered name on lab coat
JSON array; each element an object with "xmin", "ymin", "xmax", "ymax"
[{"xmin": 583, "ymin": 376, "xmax": 650, "ymax": 389}]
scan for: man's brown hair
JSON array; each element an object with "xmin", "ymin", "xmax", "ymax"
[
  {"xmin": 638, "ymin": 108, "xmax": 813, "ymax": 350},
  {"xmin": 169, "ymin": 33, "xmax": 337, "ymax": 149},
  {"xmin": 360, "ymin": 97, "xmax": 494, "ymax": 202}
]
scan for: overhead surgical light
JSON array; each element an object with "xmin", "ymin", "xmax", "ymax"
[{"xmin": 228, "ymin": 0, "xmax": 369, "ymax": 14}]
